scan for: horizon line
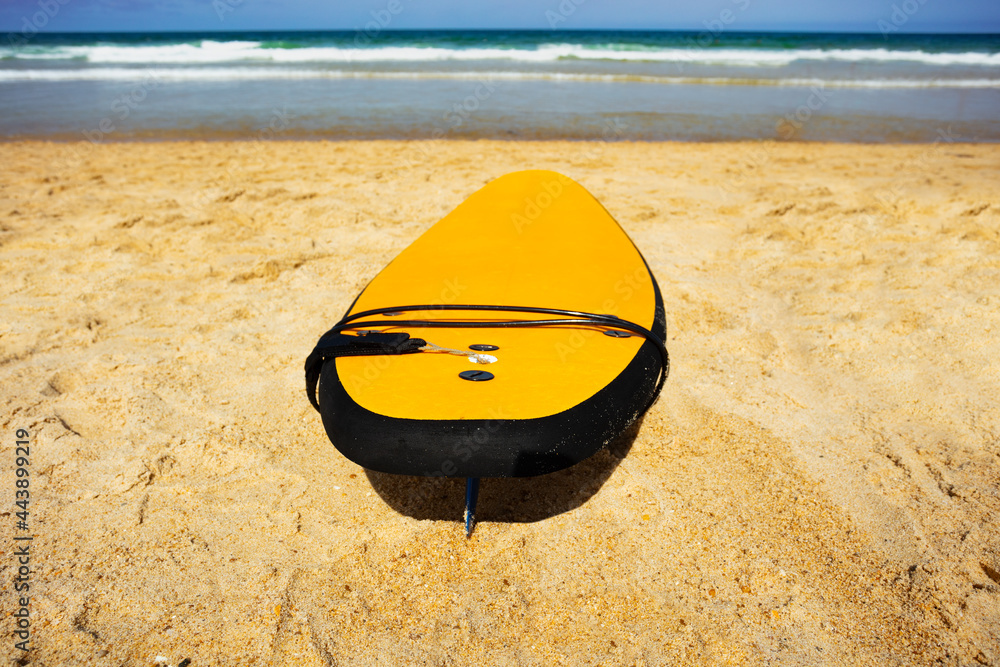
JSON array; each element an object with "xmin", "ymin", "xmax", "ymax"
[{"xmin": 7, "ymin": 27, "xmax": 1000, "ymax": 36}]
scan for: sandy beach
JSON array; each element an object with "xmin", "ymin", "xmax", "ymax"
[{"xmin": 1, "ymin": 139, "xmax": 998, "ymax": 666}]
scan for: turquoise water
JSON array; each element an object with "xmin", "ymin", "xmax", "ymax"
[{"xmin": 1, "ymin": 30, "xmax": 998, "ymax": 141}]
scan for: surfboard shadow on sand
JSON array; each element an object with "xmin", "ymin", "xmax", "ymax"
[{"xmin": 364, "ymin": 418, "xmax": 642, "ymax": 524}]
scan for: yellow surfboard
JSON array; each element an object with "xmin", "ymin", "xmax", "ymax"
[{"xmin": 306, "ymin": 170, "xmax": 667, "ymax": 479}]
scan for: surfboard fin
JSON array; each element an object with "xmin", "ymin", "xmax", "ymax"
[{"xmin": 464, "ymin": 478, "xmax": 480, "ymax": 537}]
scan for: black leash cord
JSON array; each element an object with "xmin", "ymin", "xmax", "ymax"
[
  {"xmin": 307, "ymin": 304, "xmax": 669, "ymax": 411},
  {"xmin": 336, "ymin": 304, "xmax": 667, "ymax": 373}
]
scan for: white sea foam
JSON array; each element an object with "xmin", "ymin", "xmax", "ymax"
[
  {"xmin": 0, "ymin": 67, "xmax": 997, "ymax": 88},
  {"xmin": 2, "ymin": 42, "xmax": 999, "ymax": 67}
]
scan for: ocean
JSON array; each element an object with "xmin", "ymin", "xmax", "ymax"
[{"xmin": 1, "ymin": 30, "xmax": 998, "ymax": 142}]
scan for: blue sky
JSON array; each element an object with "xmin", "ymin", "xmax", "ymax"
[{"xmin": 1, "ymin": 0, "xmax": 998, "ymax": 33}]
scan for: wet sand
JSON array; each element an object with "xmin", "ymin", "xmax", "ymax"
[{"xmin": 0, "ymin": 139, "xmax": 998, "ymax": 665}]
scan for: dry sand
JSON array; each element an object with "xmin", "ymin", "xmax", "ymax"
[{"xmin": 1, "ymin": 139, "xmax": 998, "ymax": 666}]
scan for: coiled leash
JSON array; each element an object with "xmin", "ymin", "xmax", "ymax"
[{"xmin": 306, "ymin": 303, "xmax": 669, "ymax": 411}]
